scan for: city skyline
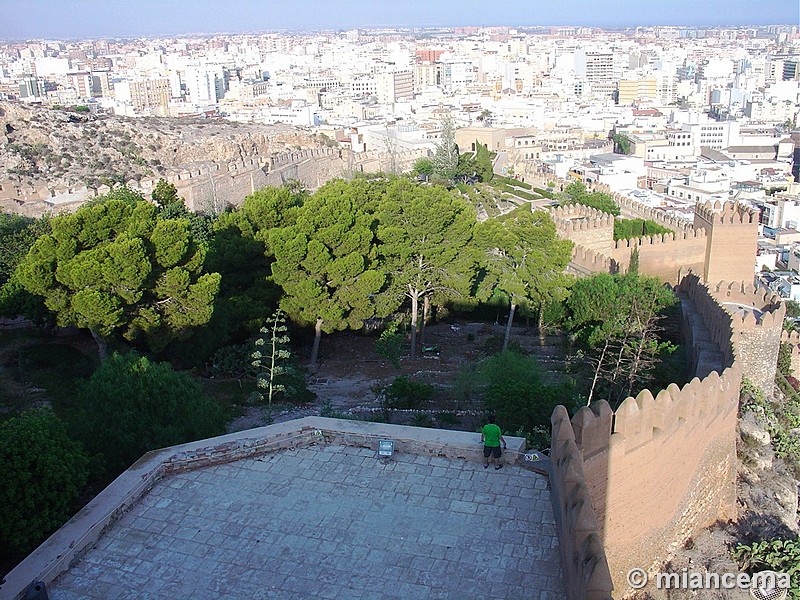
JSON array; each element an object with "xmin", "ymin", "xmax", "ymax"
[{"xmin": 1, "ymin": 0, "xmax": 798, "ymax": 40}]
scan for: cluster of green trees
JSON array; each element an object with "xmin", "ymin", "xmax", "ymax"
[
  {"xmin": 559, "ymin": 181, "xmax": 620, "ymax": 216},
  {"xmin": 564, "ymin": 264, "xmax": 678, "ymax": 406},
  {"xmin": 413, "ymin": 118, "xmax": 494, "ymax": 184}
]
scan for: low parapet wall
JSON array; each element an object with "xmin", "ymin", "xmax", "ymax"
[
  {"xmin": 550, "ymin": 406, "xmax": 614, "ymax": 600},
  {"xmin": 0, "ymin": 417, "xmax": 525, "ymax": 600}
]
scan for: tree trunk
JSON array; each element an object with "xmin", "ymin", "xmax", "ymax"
[
  {"xmin": 309, "ymin": 318, "xmax": 323, "ymax": 366},
  {"xmin": 421, "ymin": 295, "xmax": 430, "ymax": 347},
  {"xmin": 588, "ymin": 339, "xmax": 610, "ymax": 406},
  {"xmin": 503, "ymin": 303, "xmax": 516, "ymax": 352},
  {"xmin": 90, "ymin": 329, "xmax": 107, "ymax": 360},
  {"xmin": 538, "ymin": 302, "xmax": 546, "ymax": 341},
  {"xmin": 410, "ymin": 291, "xmax": 419, "ymax": 359}
]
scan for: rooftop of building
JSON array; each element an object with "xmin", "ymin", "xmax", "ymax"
[{"xmin": 5, "ymin": 418, "xmax": 564, "ymax": 600}]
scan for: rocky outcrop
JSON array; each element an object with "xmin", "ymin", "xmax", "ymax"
[{"xmin": 0, "ymin": 102, "xmax": 323, "ymax": 215}]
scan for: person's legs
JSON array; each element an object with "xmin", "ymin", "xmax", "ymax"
[
  {"xmin": 493, "ymin": 446, "xmax": 502, "ymax": 469},
  {"xmin": 483, "ymin": 445, "xmax": 491, "ymax": 468}
]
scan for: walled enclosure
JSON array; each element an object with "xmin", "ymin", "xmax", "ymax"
[
  {"xmin": 552, "ymin": 199, "xmax": 754, "ymax": 286},
  {"xmin": 549, "ymin": 185, "xmax": 781, "ymax": 597},
  {"xmin": 0, "ymin": 147, "xmax": 429, "ymax": 217}
]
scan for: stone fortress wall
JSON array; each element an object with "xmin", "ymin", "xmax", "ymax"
[
  {"xmin": 547, "ymin": 188, "xmax": 784, "ymax": 597},
  {"xmin": 0, "ymin": 147, "xmax": 430, "ymax": 216},
  {"xmin": 551, "ymin": 199, "xmax": 757, "ymax": 285}
]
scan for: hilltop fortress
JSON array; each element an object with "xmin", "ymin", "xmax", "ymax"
[
  {"xmin": 546, "ymin": 190, "xmax": 789, "ymax": 598},
  {"xmin": 0, "ymin": 146, "xmax": 427, "ymax": 217}
]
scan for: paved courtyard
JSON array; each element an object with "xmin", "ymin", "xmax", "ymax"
[{"xmin": 50, "ymin": 445, "xmax": 564, "ymax": 600}]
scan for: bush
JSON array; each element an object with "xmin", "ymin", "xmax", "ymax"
[
  {"xmin": 481, "ymin": 350, "xmax": 577, "ymax": 443},
  {"xmin": 0, "ymin": 408, "xmax": 89, "ymax": 557},
  {"xmin": 732, "ymin": 538, "xmax": 800, "ymax": 599},
  {"xmin": 613, "ymin": 218, "xmax": 673, "ymax": 241},
  {"xmin": 383, "ymin": 376, "xmax": 434, "ymax": 410},
  {"xmin": 375, "ymin": 325, "xmax": 404, "ymax": 368},
  {"xmin": 73, "ymin": 352, "xmax": 226, "ymax": 477}
]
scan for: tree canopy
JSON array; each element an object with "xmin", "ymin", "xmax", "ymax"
[
  {"xmin": 431, "ymin": 115, "xmax": 459, "ymax": 180},
  {"xmin": 377, "ymin": 178, "xmax": 478, "ymax": 356},
  {"xmin": 565, "ymin": 272, "xmax": 677, "ymax": 405},
  {"xmin": 16, "ymin": 198, "xmax": 221, "ymax": 356},
  {"xmin": 269, "ymin": 178, "xmax": 391, "ymax": 364},
  {"xmin": 0, "ymin": 408, "xmax": 89, "ymax": 556},
  {"xmin": 73, "ymin": 351, "xmax": 226, "ymax": 477},
  {"xmin": 477, "ymin": 207, "xmax": 573, "ymax": 350},
  {"xmin": 560, "ymin": 181, "xmax": 620, "ymax": 216}
]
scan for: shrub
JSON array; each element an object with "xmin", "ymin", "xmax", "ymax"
[
  {"xmin": 732, "ymin": 538, "xmax": 800, "ymax": 599},
  {"xmin": 481, "ymin": 350, "xmax": 576, "ymax": 442},
  {"xmin": 613, "ymin": 218, "xmax": 672, "ymax": 241},
  {"xmin": 0, "ymin": 408, "xmax": 89, "ymax": 557},
  {"xmin": 383, "ymin": 376, "xmax": 434, "ymax": 410},
  {"xmin": 73, "ymin": 352, "xmax": 226, "ymax": 477},
  {"xmin": 375, "ymin": 325, "xmax": 404, "ymax": 368}
]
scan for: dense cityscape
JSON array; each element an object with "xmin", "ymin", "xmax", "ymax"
[{"xmin": 1, "ymin": 8, "xmax": 800, "ymax": 600}]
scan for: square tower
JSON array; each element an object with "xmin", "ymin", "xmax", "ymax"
[{"xmin": 693, "ymin": 201, "xmax": 758, "ymax": 285}]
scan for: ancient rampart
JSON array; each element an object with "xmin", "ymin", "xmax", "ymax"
[
  {"xmin": 0, "ymin": 147, "xmax": 430, "ymax": 216},
  {"xmin": 549, "ymin": 204, "xmax": 615, "ymax": 254},
  {"xmin": 608, "ymin": 229, "xmax": 707, "ymax": 284},
  {"xmin": 694, "ymin": 201, "xmax": 759, "ymax": 284},
  {"xmin": 550, "ymin": 273, "xmax": 784, "ymax": 596},
  {"xmin": 550, "ymin": 405, "xmax": 614, "ymax": 600},
  {"xmin": 780, "ymin": 329, "xmax": 800, "ymax": 378}
]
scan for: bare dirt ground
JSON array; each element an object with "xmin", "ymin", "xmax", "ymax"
[{"xmin": 226, "ymin": 320, "xmax": 567, "ymax": 432}]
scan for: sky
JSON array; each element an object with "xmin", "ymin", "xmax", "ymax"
[{"xmin": 0, "ymin": 0, "xmax": 798, "ymax": 40}]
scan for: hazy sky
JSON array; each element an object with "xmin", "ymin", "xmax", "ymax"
[{"xmin": 1, "ymin": 0, "xmax": 798, "ymax": 40}]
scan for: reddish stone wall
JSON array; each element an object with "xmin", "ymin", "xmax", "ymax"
[
  {"xmin": 694, "ymin": 201, "xmax": 759, "ymax": 285},
  {"xmin": 609, "ymin": 230, "xmax": 707, "ymax": 284}
]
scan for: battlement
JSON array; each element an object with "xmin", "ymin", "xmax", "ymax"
[
  {"xmin": 606, "ymin": 190, "xmax": 695, "ymax": 233},
  {"xmin": 548, "ymin": 204, "xmax": 615, "ymax": 231},
  {"xmin": 570, "ymin": 244, "xmax": 617, "ymax": 274},
  {"xmin": 552, "ymin": 273, "xmax": 750, "ymax": 593},
  {"xmin": 694, "ymin": 200, "xmax": 759, "ymax": 226},
  {"xmin": 612, "ymin": 227, "xmax": 706, "ymax": 251},
  {"xmin": 711, "ymin": 281, "xmax": 785, "ymax": 329},
  {"xmin": 550, "ymin": 406, "xmax": 614, "ymax": 600}
]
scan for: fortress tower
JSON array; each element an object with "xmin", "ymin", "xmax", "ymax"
[{"xmin": 693, "ymin": 201, "xmax": 759, "ymax": 285}]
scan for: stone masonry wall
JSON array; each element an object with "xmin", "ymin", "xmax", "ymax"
[
  {"xmin": 608, "ymin": 230, "xmax": 707, "ymax": 284},
  {"xmin": 549, "ymin": 406, "xmax": 614, "ymax": 600},
  {"xmin": 694, "ymin": 201, "xmax": 760, "ymax": 285},
  {"xmin": 553, "ymin": 273, "xmax": 787, "ymax": 596}
]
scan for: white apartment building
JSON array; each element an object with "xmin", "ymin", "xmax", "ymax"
[{"xmin": 185, "ymin": 66, "xmax": 225, "ymax": 105}]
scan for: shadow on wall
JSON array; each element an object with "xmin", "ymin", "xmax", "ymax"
[{"xmin": 549, "ymin": 274, "xmax": 784, "ymax": 598}]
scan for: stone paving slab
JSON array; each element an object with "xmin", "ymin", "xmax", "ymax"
[{"xmin": 50, "ymin": 445, "xmax": 564, "ymax": 600}]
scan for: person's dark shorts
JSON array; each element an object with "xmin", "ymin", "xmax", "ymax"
[{"xmin": 484, "ymin": 445, "xmax": 501, "ymax": 459}]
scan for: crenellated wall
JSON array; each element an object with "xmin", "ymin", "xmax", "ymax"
[
  {"xmin": 0, "ymin": 147, "xmax": 430, "ymax": 217},
  {"xmin": 550, "ymin": 273, "xmax": 785, "ymax": 596},
  {"xmin": 780, "ymin": 329, "xmax": 800, "ymax": 377},
  {"xmin": 608, "ymin": 229, "xmax": 707, "ymax": 284},
  {"xmin": 549, "ymin": 204, "xmax": 615, "ymax": 254},
  {"xmin": 694, "ymin": 201, "xmax": 760, "ymax": 285},
  {"xmin": 550, "ymin": 405, "xmax": 614, "ymax": 600},
  {"xmin": 713, "ymin": 281, "xmax": 784, "ymax": 394},
  {"xmin": 551, "ymin": 193, "xmax": 759, "ymax": 290}
]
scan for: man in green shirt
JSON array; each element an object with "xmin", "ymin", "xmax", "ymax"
[{"xmin": 481, "ymin": 415, "xmax": 507, "ymax": 470}]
